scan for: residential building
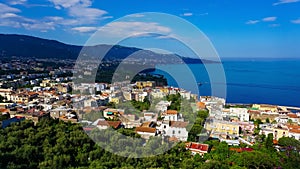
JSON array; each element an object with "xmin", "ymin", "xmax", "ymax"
[
  {"xmin": 136, "ymin": 81, "xmax": 155, "ymax": 89},
  {"xmin": 155, "ymin": 101, "xmax": 171, "ymax": 113},
  {"xmin": 205, "ymin": 118, "xmax": 240, "ymax": 136},
  {"xmin": 238, "ymin": 121, "xmax": 255, "ymax": 134},
  {"xmin": 160, "ymin": 121, "xmax": 189, "ymax": 141},
  {"xmin": 260, "ymin": 124, "xmax": 289, "ymax": 140},
  {"xmin": 103, "ymin": 108, "xmax": 124, "ymax": 119},
  {"xmin": 185, "ymin": 142, "xmax": 209, "ymax": 156},
  {"xmin": 287, "ymin": 125, "xmax": 300, "ymax": 140},
  {"xmin": 97, "ymin": 120, "xmax": 122, "ymax": 130},
  {"xmin": 162, "ymin": 110, "xmax": 181, "ymax": 121},
  {"xmin": 252, "ymin": 104, "xmax": 278, "ymax": 113},
  {"xmin": 135, "ymin": 127, "xmax": 157, "ymax": 139},
  {"xmin": 229, "ymin": 108, "xmax": 249, "ymax": 122}
]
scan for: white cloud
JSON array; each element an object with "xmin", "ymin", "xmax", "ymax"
[
  {"xmin": 0, "ymin": 1, "xmax": 110, "ymax": 33},
  {"xmin": 71, "ymin": 26, "xmax": 98, "ymax": 33},
  {"xmin": 96, "ymin": 21, "xmax": 172, "ymax": 38},
  {"xmin": 262, "ymin": 16, "xmax": 277, "ymax": 22},
  {"xmin": 128, "ymin": 14, "xmax": 145, "ymax": 18},
  {"xmin": 48, "ymin": 0, "xmax": 110, "ymax": 25},
  {"xmin": 0, "ymin": 3, "xmax": 55, "ymax": 32},
  {"xmin": 182, "ymin": 12, "xmax": 193, "ymax": 16},
  {"xmin": 7, "ymin": 0, "xmax": 27, "ymax": 5},
  {"xmin": 0, "ymin": 15, "xmax": 55, "ymax": 31},
  {"xmin": 0, "ymin": 3, "xmax": 21, "ymax": 13},
  {"xmin": 45, "ymin": 16, "xmax": 79, "ymax": 26},
  {"xmin": 291, "ymin": 18, "xmax": 300, "ymax": 24},
  {"xmin": 68, "ymin": 6, "xmax": 107, "ymax": 23},
  {"xmin": 0, "ymin": 12, "xmax": 20, "ymax": 18},
  {"xmin": 273, "ymin": 0, "xmax": 300, "ymax": 5},
  {"xmin": 49, "ymin": 0, "xmax": 91, "ymax": 9},
  {"xmin": 246, "ymin": 20, "xmax": 260, "ymax": 24},
  {"xmin": 21, "ymin": 22, "xmax": 55, "ymax": 31},
  {"xmin": 246, "ymin": 16, "xmax": 277, "ymax": 25}
]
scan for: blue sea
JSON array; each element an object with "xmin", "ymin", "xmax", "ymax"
[{"xmin": 153, "ymin": 58, "xmax": 300, "ymax": 107}]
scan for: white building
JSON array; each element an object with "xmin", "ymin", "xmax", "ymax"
[
  {"xmin": 135, "ymin": 127, "xmax": 157, "ymax": 139},
  {"xmin": 229, "ymin": 108, "xmax": 249, "ymax": 122},
  {"xmin": 179, "ymin": 90, "xmax": 191, "ymax": 100},
  {"xmin": 162, "ymin": 110, "xmax": 179, "ymax": 121},
  {"xmin": 155, "ymin": 101, "xmax": 171, "ymax": 113},
  {"xmin": 151, "ymin": 89, "xmax": 166, "ymax": 99},
  {"xmin": 289, "ymin": 130, "xmax": 300, "ymax": 140},
  {"xmin": 160, "ymin": 121, "xmax": 189, "ymax": 141}
]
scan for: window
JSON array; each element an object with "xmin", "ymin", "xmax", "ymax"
[
  {"xmin": 178, "ymin": 130, "xmax": 181, "ymax": 134},
  {"xmin": 164, "ymin": 125, "xmax": 166, "ymax": 129},
  {"xmin": 172, "ymin": 130, "xmax": 175, "ymax": 134}
]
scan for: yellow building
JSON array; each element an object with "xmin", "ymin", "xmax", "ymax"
[
  {"xmin": 252, "ymin": 104, "xmax": 278, "ymax": 112},
  {"xmin": 159, "ymin": 87, "xmax": 169, "ymax": 95},
  {"xmin": 273, "ymin": 127, "xmax": 289, "ymax": 140},
  {"xmin": 136, "ymin": 81, "xmax": 155, "ymax": 89},
  {"xmin": 260, "ymin": 126, "xmax": 289, "ymax": 140},
  {"xmin": 205, "ymin": 119, "xmax": 240, "ymax": 135},
  {"xmin": 109, "ymin": 97, "xmax": 120, "ymax": 104}
]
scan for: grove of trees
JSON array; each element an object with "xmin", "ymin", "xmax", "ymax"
[{"xmin": 1, "ymin": 118, "xmax": 300, "ymax": 168}]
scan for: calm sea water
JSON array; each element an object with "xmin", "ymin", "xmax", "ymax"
[{"xmin": 153, "ymin": 58, "xmax": 300, "ymax": 107}]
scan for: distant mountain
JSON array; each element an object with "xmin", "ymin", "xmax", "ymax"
[{"xmin": 0, "ymin": 34, "xmax": 213, "ymax": 64}]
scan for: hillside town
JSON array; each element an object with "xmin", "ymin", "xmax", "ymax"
[{"xmin": 1, "ymin": 67, "xmax": 300, "ymax": 157}]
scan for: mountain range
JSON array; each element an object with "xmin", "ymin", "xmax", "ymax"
[{"xmin": 0, "ymin": 34, "xmax": 212, "ymax": 64}]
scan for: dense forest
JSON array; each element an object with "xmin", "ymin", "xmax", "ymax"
[{"xmin": 1, "ymin": 116, "xmax": 300, "ymax": 168}]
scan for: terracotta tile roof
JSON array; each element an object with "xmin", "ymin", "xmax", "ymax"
[
  {"xmin": 107, "ymin": 121, "xmax": 122, "ymax": 129},
  {"xmin": 289, "ymin": 129, "xmax": 300, "ymax": 134},
  {"xmin": 170, "ymin": 121, "xmax": 188, "ymax": 128},
  {"xmin": 287, "ymin": 113, "xmax": 298, "ymax": 118},
  {"xmin": 165, "ymin": 110, "xmax": 178, "ymax": 115},
  {"xmin": 287, "ymin": 124, "xmax": 300, "ymax": 130},
  {"xmin": 186, "ymin": 142, "xmax": 209, "ymax": 152},
  {"xmin": 97, "ymin": 120, "xmax": 122, "ymax": 129},
  {"xmin": 197, "ymin": 102, "xmax": 206, "ymax": 109},
  {"xmin": 0, "ymin": 108, "xmax": 9, "ymax": 113},
  {"xmin": 28, "ymin": 92, "xmax": 38, "ymax": 96},
  {"xmin": 288, "ymin": 124, "xmax": 300, "ymax": 133},
  {"xmin": 135, "ymin": 127, "xmax": 156, "ymax": 133},
  {"xmin": 229, "ymin": 147, "xmax": 253, "ymax": 152}
]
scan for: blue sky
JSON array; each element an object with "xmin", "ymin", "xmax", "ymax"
[{"xmin": 0, "ymin": 0, "xmax": 300, "ymax": 58}]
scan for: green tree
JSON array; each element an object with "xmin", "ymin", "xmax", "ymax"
[
  {"xmin": 278, "ymin": 137, "xmax": 300, "ymax": 149},
  {"xmin": 265, "ymin": 133, "xmax": 274, "ymax": 150}
]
